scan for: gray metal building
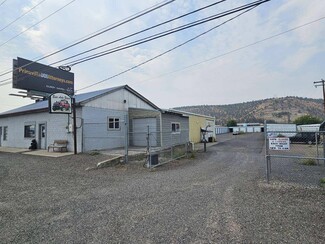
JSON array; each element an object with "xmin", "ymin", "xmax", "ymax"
[{"xmin": 0, "ymin": 85, "xmax": 189, "ymax": 152}]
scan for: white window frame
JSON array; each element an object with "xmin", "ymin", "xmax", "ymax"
[
  {"xmin": 171, "ymin": 122, "xmax": 181, "ymax": 134},
  {"xmin": 3, "ymin": 126, "xmax": 8, "ymax": 141},
  {"xmin": 24, "ymin": 123, "xmax": 36, "ymax": 138},
  {"xmin": 107, "ymin": 117, "xmax": 120, "ymax": 130}
]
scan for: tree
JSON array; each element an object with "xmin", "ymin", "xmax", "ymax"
[
  {"xmin": 226, "ymin": 119, "xmax": 237, "ymax": 127},
  {"xmin": 293, "ymin": 115, "xmax": 322, "ymax": 125}
]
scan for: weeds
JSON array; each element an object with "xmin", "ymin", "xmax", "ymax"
[
  {"xmin": 301, "ymin": 158, "xmax": 316, "ymax": 166},
  {"xmin": 320, "ymin": 178, "xmax": 325, "ymax": 187},
  {"xmin": 89, "ymin": 150, "xmax": 101, "ymax": 156}
]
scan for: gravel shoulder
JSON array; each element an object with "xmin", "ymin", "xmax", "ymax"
[{"xmin": 0, "ymin": 133, "xmax": 324, "ymax": 243}]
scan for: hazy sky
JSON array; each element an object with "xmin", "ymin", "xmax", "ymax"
[{"xmin": 0, "ymin": 0, "xmax": 324, "ymax": 113}]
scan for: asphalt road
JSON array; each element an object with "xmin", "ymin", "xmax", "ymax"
[{"xmin": 1, "ymin": 133, "xmax": 324, "ymax": 243}]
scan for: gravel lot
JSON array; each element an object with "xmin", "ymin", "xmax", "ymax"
[{"xmin": 1, "ymin": 133, "xmax": 324, "ymax": 243}]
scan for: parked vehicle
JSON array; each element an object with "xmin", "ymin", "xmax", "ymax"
[
  {"xmin": 59, "ymin": 100, "xmax": 70, "ymax": 111},
  {"xmin": 52, "ymin": 100, "xmax": 71, "ymax": 111},
  {"xmin": 52, "ymin": 101, "xmax": 61, "ymax": 111},
  {"xmin": 289, "ymin": 132, "xmax": 320, "ymax": 144}
]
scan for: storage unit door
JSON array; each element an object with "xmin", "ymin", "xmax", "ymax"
[{"xmin": 132, "ymin": 118, "xmax": 157, "ymax": 147}]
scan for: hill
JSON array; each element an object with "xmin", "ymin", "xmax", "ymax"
[{"xmin": 174, "ymin": 96, "xmax": 324, "ymax": 126}]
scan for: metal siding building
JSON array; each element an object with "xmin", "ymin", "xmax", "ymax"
[
  {"xmin": 0, "ymin": 85, "xmax": 159, "ymax": 152},
  {"xmin": 168, "ymin": 109, "xmax": 216, "ymax": 143},
  {"xmin": 160, "ymin": 110, "xmax": 189, "ymax": 147}
]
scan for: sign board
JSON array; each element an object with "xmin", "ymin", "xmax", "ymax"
[
  {"xmin": 13, "ymin": 57, "xmax": 74, "ymax": 95},
  {"xmin": 269, "ymin": 137, "xmax": 290, "ymax": 150},
  {"xmin": 49, "ymin": 93, "xmax": 72, "ymax": 114}
]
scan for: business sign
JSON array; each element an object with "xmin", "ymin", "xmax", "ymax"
[
  {"xmin": 49, "ymin": 93, "xmax": 72, "ymax": 114},
  {"xmin": 13, "ymin": 57, "xmax": 74, "ymax": 95},
  {"xmin": 269, "ymin": 137, "xmax": 290, "ymax": 150}
]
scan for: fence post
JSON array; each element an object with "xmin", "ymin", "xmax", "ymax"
[
  {"xmin": 171, "ymin": 133, "xmax": 173, "ymax": 160},
  {"xmin": 147, "ymin": 125, "xmax": 150, "ymax": 167},
  {"xmin": 264, "ymin": 120, "xmax": 270, "ymax": 183},
  {"xmin": 124, "ymin": 115, "xmax": 128, "ymax": 164}
]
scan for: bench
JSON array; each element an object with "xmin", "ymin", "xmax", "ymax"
[{"xmin": 48, "ymin": 140, "xmax": 68, "ymax": 152}]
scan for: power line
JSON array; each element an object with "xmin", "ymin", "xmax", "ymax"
[
  {"xmin": 65, "ymin": 0, "xmax": 269, "ymax": 67},
  {"xmin": 76, "ymin": 4, "xmax": 263, "ymax": 92},
  {"xmin": 0, "ymin": 0, "xmax": 77, "ymax": 49},
  {"xmin": 49, "ymin": 0, "xmax": 227, "ymax": 66},
  {"xmin": 77, "ymin": 14, "xmax": 325, "ymax": 92},
  {"xmin": 135, "ymin": 16, "xmax": 325, "ymax": 85},
  {"xmin": 0, "ymin": 0, "xmax": 175, "ymax": 78},
  {"xmin": 0, "ymin": 0, "xmax": 47, "ymax": 32},
  {"xmin": 0, "ymin": 0, "xmax": 8, "ymax": 7},
  {"xmin": 1, "ymin": 12, "xmax": 324, "ymax": 86}
]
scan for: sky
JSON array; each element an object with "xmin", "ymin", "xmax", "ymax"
[{"xmin": 0, "ymin": 0, "xmax": 324, "ymax": 113}]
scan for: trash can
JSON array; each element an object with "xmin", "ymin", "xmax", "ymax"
[{"xmin": 150, "ymin": 154, "xmax": 159, "ymax": 166}]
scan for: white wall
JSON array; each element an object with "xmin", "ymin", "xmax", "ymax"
[
  {"xmin": 0, "ymin": 110, "xmax": 82, "ymax": 152},
  {"xmin": 84, "ymin": 89, "xmax": 155, "ymax": 111}
]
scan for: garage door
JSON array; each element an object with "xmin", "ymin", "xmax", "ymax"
[{"xmin": 132, "ymin": 118, "xmax": 157, "ymax": 147}]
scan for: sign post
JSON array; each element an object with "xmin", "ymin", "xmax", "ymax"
[{"xmin": 72, "ymin": 98, "xmax": 77, "ymax": 155}]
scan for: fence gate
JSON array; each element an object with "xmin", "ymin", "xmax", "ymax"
[{"xmin": 265, "ymin": 123, "xmax": 325, "ymax": 183}]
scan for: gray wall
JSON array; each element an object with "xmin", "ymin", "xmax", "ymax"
[
  {"xmin": 161, "ymin": 113, "xmax": 189, "ymax": 147},
  {"xmin": 82, "ymin": 106, "xmax": 127, "ymax": 151}
]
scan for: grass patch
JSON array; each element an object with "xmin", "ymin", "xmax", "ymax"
[
  {"xmin": 189, "ymin": 152, "xmax": 196, "ymax": 159},
  {"xmin": 301, "ymin": 158, "xmax": 317, "ymax": 166},
  {"xmin": 320, "ymin": 178, "xmax": 325, "ymax": 187},
  {"xmin": 88, "ymin": 150, "xmax": 101, "ymax": 156}
]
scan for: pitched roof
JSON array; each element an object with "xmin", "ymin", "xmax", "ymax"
[{"xmin": 0, "ymin": 85, "xmax": 159, "ymax": 118}]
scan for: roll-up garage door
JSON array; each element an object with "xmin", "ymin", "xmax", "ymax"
[{"xmin": 132, "ymin": 118, "xmax": 157, "ymax": 147}]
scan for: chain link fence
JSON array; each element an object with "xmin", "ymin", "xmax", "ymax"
[
  {"xmin": 265, "ymin": 123, "xmax": 325, "ymax": 183},
  {"xmin": 83, "ymin": 120, "xmax": 190, "ymax": 168},
  {"xmin": 146, "ymin": 130, "xmax": 190, "ymax": 168}
]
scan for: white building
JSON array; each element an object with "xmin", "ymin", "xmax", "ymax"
[{"xmin": 0, "ymin": 85, "xmax": 189, "ymax": 152}]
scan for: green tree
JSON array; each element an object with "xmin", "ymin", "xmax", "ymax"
[
  {"xmin": 226, "ymin": 119, "xmax": 237, "ymax": 127},
  {"xmin": 293, "ymin": 115, "xmax": 322, "ymax": 125}
]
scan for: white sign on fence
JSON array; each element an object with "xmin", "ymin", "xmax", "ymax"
[{"xmin": 269, "ymin": 137, "xmax": 290, "ymax": 150}]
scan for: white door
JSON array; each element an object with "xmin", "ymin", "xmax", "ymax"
[
  {"xmin": 39, "ymin": 124, "xmax": 46, "ymax": 149},
  {"xmin": 132, "ymin": 118, "xmax": 157, "ymax": 147}
]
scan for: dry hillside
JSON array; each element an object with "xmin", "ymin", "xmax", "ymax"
[{"xmin": 174, "ymin": 96, "xmax": 324, "ymax": 126}]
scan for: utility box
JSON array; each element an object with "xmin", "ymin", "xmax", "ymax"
[{"xmin": 150, "ymin": 154, "xmax": 159, "ymax": 166}]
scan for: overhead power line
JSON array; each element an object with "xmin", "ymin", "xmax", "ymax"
[
  {"xmin": 49, "ymin": 0, "xmax": 227, "ymax": 66},
  {"xmin": 0, "ymin": 0, "xmax": 77, "ymax": 49},
  {"xmin": 0, "ymin": 0, "xmax": 47, "ymax": 32},
  {"xmin": 76, "ymin": 4, "xmax": 263, "ymax": 92},
  {"xmin": 0, "ymin": 0, "xmax": 175, "ymax": 78},
  {"xmin": 0, "ymin": 0, "xmax": 8, "ymax": 7},
  {"xmin": 135, "ymin": 15, "xmax": 325, "ymax": 86},
  {"xmin": 64, "ymin": 0, "xmax": 269, "ymax": 67},
  {"xmin": 1, "ymin": 12, "xmax": 324, "ymax": 87}
]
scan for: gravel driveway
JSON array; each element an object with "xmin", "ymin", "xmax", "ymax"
[{"xmin": 0, "ymin": 133, "xmax": 324, "ymax": 243}]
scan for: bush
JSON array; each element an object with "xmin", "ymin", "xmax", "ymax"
[
  {"xmin": 301, "ymin": 159, "xmax": 316, "ymax": 166},
  {"xmin": 320, "ymin": 178, "xmax": 325, "ymax": 187}
]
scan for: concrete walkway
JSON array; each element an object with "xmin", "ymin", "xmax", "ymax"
[{"xmin": 0, "ymin": 147, "xmax": 74, "ymax": 158}]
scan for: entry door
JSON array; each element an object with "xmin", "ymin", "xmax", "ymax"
[
  {"xmin": 39, "ymin": 124, "xmax": 46, "ymax": 149},
  {"xmin": 0, "ymin": 127, "xmax": 2, "ymax": 147}
]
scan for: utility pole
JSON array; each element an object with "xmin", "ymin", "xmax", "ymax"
[{"xmin": 314, "ymin": 79, "xmax": 325, "ymax": 113}]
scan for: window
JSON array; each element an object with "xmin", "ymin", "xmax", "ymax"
[
  {"xmin": 24, "ymin": 124, "xmax": 36, "ymax": 138},
  {"xmin": 171, "ymin": 122, "xmax": 180, "ymax": 133},
  {"xmin": 3, "ymin": 126, "xmax": 8, "ymax": 141},
  {"xmin": 108, "ymin": 117, "xmax": 120, "ymax": 130}
]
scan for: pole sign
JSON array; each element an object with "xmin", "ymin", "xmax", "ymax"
[
  {"xmin": 13, "ymin": 57, "xmax": 74, "ymax": 95},
  {"xmin": 49, "ymin": 93, "xmax": 72, "ymax": 114},
  {"xmin": 269, "ymin": 137, "xmax": 290, "ymax": 150}
]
